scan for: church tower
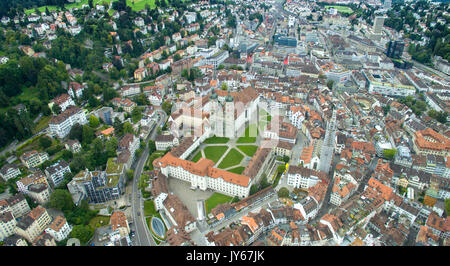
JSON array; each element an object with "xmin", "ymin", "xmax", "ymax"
[{"xmin": 224, "ymin": 89, "xmax": 235, "ymax": 138}]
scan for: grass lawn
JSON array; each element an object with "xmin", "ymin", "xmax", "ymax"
[
  {"xmin": 218, "ymin": 148, "xmax": 244, "ymax": 169},
  {"xmin": 259, "ymin": 109, "xmax": 269, "ymax": 117},
  {"xmin": 205, "ymin": 193, "xmax": 233, "ymax": 214},
  {"xmin": 227, "ymin": 166, "xmax": 245, "ymax": 175},
  {"xmin": 146, "ymin": 151, "xmax": 164, "ymax": 169},
  {"xmin": 203, "ymin": 136, "xmax": 230, "ymax": 144},
  {"xmin": 25, "ymin": 0, "xmax": 157, "ymax": 15},
  {"xmin": 25, "ymin": 0, "xmax": 112, "ymax": 14},
  {"xmin": 325, "ymin": 5, "xmax": 354, "ymax": 14},
  {"xmin": 191, "ymin": 151, "xmax": 203, "ymax": 162},
  {"xmin": 237, "ymin": 145, "xmax": 258, "ymax": 157},
  {"xmin": 143, "ymin": 200, "xmax": 158, "ymax": 217},
  {"xmin": 127, "ymin": 0, "xmax": 157, "ymax": 11},
  {"xmin": 236, "ymin": 124, "xmax": 258, "ymax": 143},
  {"xmin": 236, "ymin": 137, "xmax": 256, "ymax": 143},
  {"xmin": 88, "ymin": 215, "xmax": 110, "ymax": 229},
  {"xmin": 203, "ymin": 146, "xmax": 228, "ymax": 163},
  {"xmin": 33, "ymin": 116, "xmax": 51, "ymax": 134}
]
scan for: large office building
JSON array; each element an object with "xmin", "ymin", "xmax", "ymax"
[
  {"xmin": 373, "ymin": 16, "xmax": 386, "ymax": 35},
  {"xmin": 67, "ymin": 162, "xmax": 125, "ymax": 204}
]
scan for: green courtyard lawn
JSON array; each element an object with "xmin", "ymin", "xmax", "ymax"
[
  {"xmin": 203, "ymin": 146, "xmax": 228, "ymax": 163},
  {"xmin": 218, "ymin": 148, "xmax": 244, "ymax": 169},
  {"xmin": 236, "ymin": 124, "xmax": 258, "ymax": 143},
  {"xmin": 205, "ymin": 193, "xmax": 233, "ymax": 214},
  {"xmin": 191, "ymin": 151, "xmax": 203, "ymax": 162},
  {"xmin": 203, "ymin": 136, "xmax": 230, "ymax": 144},
  {"xmin": 237, "ymin": 145, "xmax": 258, "ymax": 157},
  {"xmin": 143, "ymin": 200, "xmax": 158, "ymax": 217},
  {"xmin": 88, "ymin": 215, "xmax": 110, "ymax": 229},
  {"xmin": 227, "ymin": 166, "xmax": 245, "ymax": 175},
  {"xmin": 236, "ymin": 136, "xmax": 256, "ymax": 143}
]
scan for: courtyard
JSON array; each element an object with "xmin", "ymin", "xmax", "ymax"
[
  {"xmin": 167, "ymin": 177, "xmax": 215, "ymax": 218},
  {"xmin": 187, "ymin": 123, "xmax": 265, "ymax": 173}
]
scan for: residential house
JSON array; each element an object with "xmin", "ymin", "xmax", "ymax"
[
  {"xmin": 49, "ymin": 106, "xmax": 88, "ymax": 139},
  {"xmin": 27, "ymin": 183, "xmax": 51, "ymax": 205},
  {"xmin": 0, "ymin": 164, "xmax": 21, "ymax": 182},
  {"xmin": 155, "ymin": 134, "xmax": 179, "ymax": 151},
  {"xmin": 45, "ymin": 160, "xmax": 71, "ymax": 188},
  {"xmin": 16, "ymin": 170, "xmax": 48, "ymax": 194},
  {"xmin": 68, "ymin": 81, "xmax": 84, "ymax": 99},
  {"xmin": 2, "ymin": 194, "xmax": 31, "ymax": 219},
  {"xmin": 15, "ymin": 206, "xmax": 52, "ymax": 243},
  {"xmin": 110, "ymin": 211, "xmax": 130, "ymax": 237},
  {"xmin": 20, "ymin": 150, "xmax": 49, "ymax": 169},
  {"xmin": 49, "ymin": 94, "xmax": 75, "ymax": 113}
]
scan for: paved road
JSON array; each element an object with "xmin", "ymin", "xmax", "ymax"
[{"xmin": 131, "ymin": 109, "xmax": 167, "ymax": 246}]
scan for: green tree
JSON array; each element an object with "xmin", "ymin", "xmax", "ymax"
[
  {"xmin": 52, "ymin": 104, "xmax": 62, "ymax": 115},
  {"xmin": 327, "ymin": 80, "xmax": 334, "ymax": 90},
  {"xmin": 123, "ymin": 122, "xmax": 134, "ymax": 135},
  {"xmin": 278, "ymin": 187, "xmax": 290, "ymax": 198},
  {"xmin": 82, "ymin": 125, "xmax": 95, "ymax": 145},
  {"xmin": 70, "ymin": 154, "xmax": 87, "ymax": 173},
  {"xmin": 48, "ymin": 189, "xmax": 75, "ymax": 212},
  {"xmin": 221, "ymin": 82, "xmax": 227, "ymax": 91},
  {"xmin": 161, "ymin": 101, "xmax": 172, "ymax": 115},
  {"xmin": 70, "ymin": 225, "xmax": 95, "ymax": 245},
  {"xmin": 383, "ymin": 149, "xmax": 397, "ymax": 160},
  {"xmin": 148, "ymin": 140, "xmax": 156, "ymax": 154},
  {"xmin": 39, "ymin": 136, "xmax": 52, "ymax": 149},
  {"xmin": 131, "ymin": 107, "xmax": 143, "ymax": 123},
  {"xmin": 260, "ymin": 174, "xmax": 270, "ymax": 189},
  {"xmin": 68, "ymin": 123, "xmax": 83, "ymax": 142},
  {"xmin": 436, "ymin": 111, "xmax": 448, "ymax": 124},
  {"xmin": 250, "ymin": 184, "xmax": 259, "ymax": 195},
  {"xmin": 105, "ymin": 136, "xmax": 118, "ymax": 157},
  {"xmin": 126, "ymin": 170, "xmax": 134, "ymax": 183},
  {"xmin": 61, "ymin": 149, "xmax": 73, "ymax": 161},
  {"xmin": 89, "ymin": 115, "xmax": 100, "ymax": 128},
  {"xmin": 277, "ymin": 164, "xmax": 286, "ymax": 174}
]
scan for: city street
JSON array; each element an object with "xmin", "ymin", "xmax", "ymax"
[{"xmin": 130, "ymin": 109, "xmax": 167, "ymax": 246}]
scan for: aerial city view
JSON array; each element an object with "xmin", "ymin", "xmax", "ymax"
[{"xmin": 0, "ymin": 0, "xmax": 449, "ymax": 249}]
